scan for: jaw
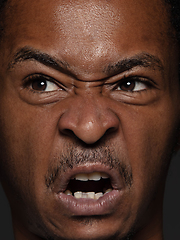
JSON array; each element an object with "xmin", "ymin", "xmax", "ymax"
[
  {"xmin": 11, "ymin": 190, "xmax": 164, "ymax": 240},
  {"xmin": 23, "ymin": 165, "xmax": 164, "ymax": 240}
]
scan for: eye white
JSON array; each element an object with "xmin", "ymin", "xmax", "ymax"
[
  {"xmin": 132, "ymin": 81, "xmax": 146, "ymax": 91},
  {"xmin": 30, "ymin": 79, "xmax": 59, "ymax": 92},
  {"xmin": 117, "ymin": 80, "xmax": 147, "ymax": 92},
  {"xmin": 44, "ymin": 81, "xmax": 59, "ymax": 91}
]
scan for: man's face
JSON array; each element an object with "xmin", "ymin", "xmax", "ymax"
[{"xmin": 0, "ymin": 0, "xmax": 180, "ymax": 239}]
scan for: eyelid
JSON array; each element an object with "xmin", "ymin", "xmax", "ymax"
[
  {"xmin": 23, "ymin": 73, "xmax": 67, "ymax": 91},
  {"xmin": 112, "ymin": 76, "xmax": 153, "ymax": 91}
]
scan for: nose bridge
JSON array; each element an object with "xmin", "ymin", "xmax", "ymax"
[
  {"xmin": 77, "ymin": 94, "xmax": 103, "ymax": 137},
  {"xmin": 58, "ymin": 93, "xmax": 119, "ymax": 144},
  {"xmin": 79, "ymin": 92, "xmax": 101, "ymax": 122}
]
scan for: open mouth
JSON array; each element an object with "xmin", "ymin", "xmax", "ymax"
[
  {"xmin": 54, "ymin": 165, "xmax": 125, "ymax": 216},
  {"xmin": 64, "ymin": 172, "xmax": 113, "ymax": 200}
]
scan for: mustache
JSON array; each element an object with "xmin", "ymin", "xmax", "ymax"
[{"xmin": 45, "ymin": 144, "xmax": 133, "ymax": 188}]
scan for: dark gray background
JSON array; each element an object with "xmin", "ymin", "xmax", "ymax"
[{"xmin": 1, "ymin": 151, "xmax": 180, "ymax": 240}]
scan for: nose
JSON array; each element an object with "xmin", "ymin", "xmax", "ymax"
[{"xmin": 58, "ymin": 96, "xmax": 119, "ymax": 144}]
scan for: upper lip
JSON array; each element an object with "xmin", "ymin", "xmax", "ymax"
[{"xmin": 51, "ymin": 163, "xmax": 125, "ymax": 194}]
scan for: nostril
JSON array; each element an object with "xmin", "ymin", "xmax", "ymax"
[
  {"xmin": 60, "ymin": 128, "xmax": 75, "ymax": 137},
  {"xmin": 60, "ymin": 128, "xmax": 87, "ymax": 145},
  {"xmin": 60, "ymin": 126, "xmax": 118, "ymax": 146},
  {"xmin": 58, "ymin": 102, "xmax": 120, "ymax": 144},
  {"xmin": 105, "ymin": 126, "xmax": 119, "ymax": 135}
]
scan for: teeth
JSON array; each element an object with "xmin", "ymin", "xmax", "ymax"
[
  {"xmin": 64, "ymin": 190, "xmax": 72, "ymax": 195},
  {"xmin": 75, "ymin": 173, "xmax": 89, "ymax": 181},
  {"xmin": 74, "ymin": 172, "xmax": 109, "ymax": 181},
  {"xmin": 65, "ymin": 172, "xmax": 112, "ymax": 200},
  {"xmin": 105, "ymin": 188, "xmax": 113, "ymax": 194},
  {"xmin": 74, "ymin": 191, "xmax": 82, "ymax": 199},
  {"xmin": 95, "ymin": 192, "xmax": 103, "ymax": 199},
  {"xmin": 101, "ymin": 173, "xmax": 109, "ymax": 179},
  {"xmin": 73, "ymin": 191, "xmax": 103, "ymax": 199},
  {"xmin": 82, "ymin": 193, "xmax": 88, "ymax": 198},
  {"xmin": 87, "ymin": 192, "xmax": 95, "ymax": 199},
  {"xmin": 71, "ymin": 191, "xmax": 112, "ymax": 199},
  {"xmin": 88, "ymin": 172, "xmax": 101, "ymax": 181}
]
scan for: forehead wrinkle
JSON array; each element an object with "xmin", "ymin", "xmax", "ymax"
[
  {"xmin": 7, "ymin": 46, "xmax": 165, "ymax": 84},
  {"xmin": 7, "ymin": 46, "xmax": 106, "ymax": 82},
  {"xmin": 6, "ymin": 46, "xmax": 109, "ymax": 83}
]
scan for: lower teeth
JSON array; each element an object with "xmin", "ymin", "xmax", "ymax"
[{"xmin": 64, "ymin": 189, "xmax": 112, "ymax": 199}]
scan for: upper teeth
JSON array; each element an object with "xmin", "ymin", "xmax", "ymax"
[{"xmin": 73, "ymin": 172, "xmax": 109, "ymax": 181}]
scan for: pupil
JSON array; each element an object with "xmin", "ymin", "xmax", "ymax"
[
  {"xmin": 121, "ymin": 80, "xmax": 135, "ymax": 91},
  {"xmin": 32, "ymin": 79, "xmax": 47, "ymax": 91}
]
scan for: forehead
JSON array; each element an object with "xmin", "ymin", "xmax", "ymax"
[
  {"xmin": 5, "ymin": 0, "xmax": 170, "ymax": 41},
  {"xmin": 2, "ymin": 0, "xmax": 175, "ymax": 78}
]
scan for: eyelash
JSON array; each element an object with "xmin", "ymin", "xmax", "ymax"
[
  {"xmin": 23, "ymin": 73, "xmax": 154, "ymax": 96},
  {"xmin": 113, "ymin": 76, "xmax": 153, "ymax": 91},
  {"xmin": 23, "ymin": 74, "xmax": 63, "ymax": 92}
]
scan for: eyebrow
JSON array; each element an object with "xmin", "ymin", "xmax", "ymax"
[
  {"xmin": 104, "ymin": 53, "xmax": 164, "ymax": 76},
  {"xmin": 8, "ymin": 46, "xmax": 70, "ymax": 73},
  {"xmin": 8, "ymin": 46, "xmax": 164, "ymax": 78}
]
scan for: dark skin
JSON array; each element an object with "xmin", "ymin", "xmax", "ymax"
[{"xmin": 0, "ymin": 0, "xmax": 180, "ymax": 239}]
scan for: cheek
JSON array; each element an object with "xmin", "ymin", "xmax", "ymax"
[
  {"xmin": 110, "ymin": 102, "xmax": 179, "ymax": 230},
  {"xmin": 0, "ymin": 101, "xmax": 61, "ymax": 236},
  {"xmin": 119, "ymin": 102, "xmax": 178, "ymax": 199},
  {"xmin": 0, "ymin": 96, "xmax": 55, "ymax": 203}
]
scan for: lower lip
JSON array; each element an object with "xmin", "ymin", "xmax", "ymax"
[{"xmin": 56, "ymin": 189, "xmax": 123, "ymax": 216}]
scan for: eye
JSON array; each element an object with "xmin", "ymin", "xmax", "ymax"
[
  {"xmin": 115, "ymin": 78, "xmax": 147, "ymax": 92},
  {"xmin": 25, "ymin": 74, "xmax": 60, "ymax": 92}
]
